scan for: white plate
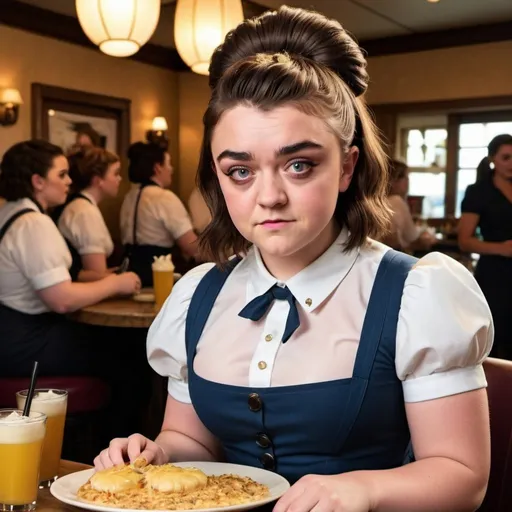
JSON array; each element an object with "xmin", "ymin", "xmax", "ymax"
[{"xmin": 50, "ymin": 462, "xmax": 290, "ymax": 512}]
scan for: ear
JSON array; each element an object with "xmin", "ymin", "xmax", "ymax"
[
  {"xmin": 339, "ymin": 146, "xmax": 359, "ymax": 193},
  {"xmin": 31, "ymin": 173, "xmax": 46, "ymax": 192},
  {"xmin": 153, "ymin": 161, "xmax": 161, "ymax": 178},
  {"xmin": 91, "ymin": 174, "xmax": 102, "ymax": 188}
]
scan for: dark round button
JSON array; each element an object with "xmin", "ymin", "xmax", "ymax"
[
  {"xmin": 248, "ymin": 393, "xmax": 262, "ymax": 412},
  {"xmin": 260, "ymin": 453, "xmax": 275, "ymax": 470},
  {"xmin": 256, "ymin": 433, "xmax": 271, "ymax": 448}
]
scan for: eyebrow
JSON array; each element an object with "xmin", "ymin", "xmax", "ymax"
[{"xmin": 216, "ymin": 140, "xmax": 323, "ymax": 163}]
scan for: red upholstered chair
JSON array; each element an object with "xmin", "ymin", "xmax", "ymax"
[
  {"xmin": 479, "ymin": 358, "xmax": 512, "ymax": 511},
  {"xmin": 0, "ymin": 376, "xmax": 111, "ymax": 463}
]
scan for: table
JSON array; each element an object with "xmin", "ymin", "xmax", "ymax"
[
  {"xmin": 39, "ymin": 460, "xmax": 91, "ymax": 512},
  {"xmin": 70, "ymin": 298, "xmax": 157, "ymax": 328}
]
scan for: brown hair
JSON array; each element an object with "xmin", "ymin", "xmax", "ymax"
[
  {"xmin": 70, "ymin": 147, "xmax": 119, "ymax": 192},
  {"xmin": 0, "ymin": 139, "xmax": 64, "ymax": 201},
  {"xmin": 197, "ymin": 6, "xmax": 390, "ymax": 264}
]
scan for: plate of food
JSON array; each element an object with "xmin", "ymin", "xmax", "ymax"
[{"xmin": 50, "ymin": 460, "xmax": 289, "ymax": 512}]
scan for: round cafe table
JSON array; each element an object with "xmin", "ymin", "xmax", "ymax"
[{"xmin": 70, "ymin": 296, "xmax": 158, "ymax": 328}]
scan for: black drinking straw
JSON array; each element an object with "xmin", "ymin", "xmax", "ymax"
[{"xmin": 22, "ymin": 361, "xmax": 39, "ymax": 417}]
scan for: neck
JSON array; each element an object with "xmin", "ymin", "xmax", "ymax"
[
  {"xmin": 259, "ymin": 220, "xmax": 340, "ymax": 281},
  {"xmin": 493, "ymin": 172, "xmax": 512, "ymax": 188},
  {"xmin": 82, "ymin": 186, "xmax": 102, "ymax": 204},
  {"xmin": 149, "ymin": 176, "xmax": 164, "ymax": 188},
  {"xmin": 32, "ymin": 193, "xmax": 47, "ymax": 212}
]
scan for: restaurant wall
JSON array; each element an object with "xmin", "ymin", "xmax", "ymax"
[
  {"xmin": 0, "ymin": 25, "xmax": 179, "ymax": 240},
  {"xmin": 177, "ymin": 40, "xmax": 512, "ymax": 200}
]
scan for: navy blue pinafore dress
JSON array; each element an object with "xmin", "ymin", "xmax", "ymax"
[{"xmin": 184, "ymin": 249, "xmax": 415, "ymax": 483}]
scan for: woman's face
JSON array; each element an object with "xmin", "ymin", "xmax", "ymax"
[
  {"xmin": 211, "ymin": 104, "xmax": 357, "ymax": 266},
  {"xmin": 33, "ymin": 155, "xmax": 71, "ymax": 208},
  {"xmin": 154, "ymin": 152, "xmax": 173, "ymax": 188},
  {"xmin": 99, "ymin": 161, "xmax": 122, "ymax": 198},
  {"xmin": 491, "ymin": 144, "xmax": 512, "ymax": 180}
]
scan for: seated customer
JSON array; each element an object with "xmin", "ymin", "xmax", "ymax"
[
  {"xmin": 54, "ymin": 148, "xmax": 121, "ymax": 282},
  {"xmin": 120, "ymin": 142, "xmax": 199, "ymax": 285},
  {"xmin": 385, "ymin": 159, "xmax": 436, "ymax": 251},
  {"xmin": 0, "ymin": 140, "xmax": 141, "ymax": 377}
]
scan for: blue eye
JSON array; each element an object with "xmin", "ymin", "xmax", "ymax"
[
  {"xmin": 228, "ymin": 168, "xmax": 251, "ymax": 181},
  {"xmin": 289, "ymin": 161, "xmax": 313, "ymax": 173}
]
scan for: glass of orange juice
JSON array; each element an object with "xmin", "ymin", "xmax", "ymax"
[
  {"xmin": 0, "ymin": 409, "xmax": 46, "ymax": 511},
  {"xmin": 152, "ymin": 255, "xmax": 175, "ymax": 311},
  {"xmin": 16, "ymin": 389, "xmax": 67, "ymax": 488}
]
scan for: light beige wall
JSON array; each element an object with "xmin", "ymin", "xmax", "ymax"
[
  {"xmin": 0, "ymin": 25, "xmax": 179, "ymax": 238},
  {"xmin": 178, "ymin": 72, "xmax": 210, "ymax": 202},
  {"xmin": 177, "ymin": 41, "xmax": 512, "ymax": 199}
]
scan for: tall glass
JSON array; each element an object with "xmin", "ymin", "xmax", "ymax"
[
  {"xmin": 16, "ymin": 389, "xmax": 67, "ymax": 488},
  {"xmin": 0, "ymin": 409, "xmax": 46, "ymax": 512},
  {"xmin": 153, "ymin": 270, "xmax": 174, "ymax": 311}
]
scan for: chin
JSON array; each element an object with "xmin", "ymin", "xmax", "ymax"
[{"xmin": 254, "ymin": 235, "xmax": 308, "ymax": 259}]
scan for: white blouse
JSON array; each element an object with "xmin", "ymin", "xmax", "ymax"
[
  {"xmin": 0, "ymin": 199, "xmax": 72, "ymax": 314},
  {"xmin": 120, "ymin": 184, "xmax": 193, "ymax": 247},
  {"xmin": 147, "ymin": 230, "xmax": 493, "ymax": 404},
  {"xmin": 57, "ymin": 191, "xmax": 114, "ymax": 256}
]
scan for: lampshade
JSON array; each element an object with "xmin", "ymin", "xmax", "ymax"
[
  {"xmin": 152, "ymin": 117, "xmax": 168, "ymax": 131},
  {"xmin": 0, "ymin": 88, "xmax": 23, "ymax": 105},
  {"xmin": 76, "ymin": 0, "xmax": 160, "ymax": 57},
  {"xmin": 174, "ymin": 0, "xmax": 244, "ymax": 75}
]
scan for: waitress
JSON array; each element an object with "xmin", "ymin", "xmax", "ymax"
[
  {"xmin": 0, "ymin": 139, "xmax": 141, "ymax": 377},
  {"xmin": 94, "ymin": 7, "xmax": 492, "ymax": 511},
  {"xmin": 54, "ymin": 148, "xmax": 121, "ymax": 281},
  {"xmin": 459, "ymin": 133, "xmax": 512, "ymax": 359},
  {"xmin": 120, "ymin": 142, "xmax": 199, "ymax": 286}
]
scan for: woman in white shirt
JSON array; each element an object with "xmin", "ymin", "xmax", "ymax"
[
  {"xmin": 385, "ymin": 160, "xmax": 436, "ymax": 251},
  {"xmin": 0, "ymin": 140, "xmax": 140, "ymax": 377},
  {"xmin": 120, "ymin": 142, "xmax": 199, "ymax": 286},
  {"xmin": 54, "ymin": 148, "xmax": 120, "ymax": 281},
  {"xmin": 96, "ymin": 7, "xmax": 492, "ymax": 512}
]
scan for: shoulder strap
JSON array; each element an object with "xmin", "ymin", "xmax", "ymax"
[
  {"xmin": 133, "ymin": 183, "xmax": 157, "ymax": 245},
  {"xmin": 0, "ymin": 208, "xmax": 35, "ymax": 244},
  {"xmin": 185, "ymin": 257, "xmax": 242, "ymax": 362}
]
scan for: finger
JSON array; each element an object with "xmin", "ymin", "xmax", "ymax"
[
  {"xmin": 139, "ymin": 447, "xmax": 158, "ymax": 465},
  {"xmin": 93, "ymin": 454, "xmax": 104, "ymax": 471},
  {"xmin": 127, "ymin": 435, "xmax": 145, "ymax": 462},
  {"xmin": 276, "ymin": 488, "xmax": 320, "ymax": 512},
  {"xmin": 274, "ymin": 481, "xmax": 307, "ymax": 512},
  {"xmin": 98, "ymin": 449, "xmax": 116, "ymax": 469},
  {"xmin": 108, "ymin": 438, "xmax": 128, "ymax": 466}
]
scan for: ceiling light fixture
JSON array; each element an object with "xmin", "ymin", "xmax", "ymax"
[
  {"xmin": 76, "ymin": 0, "xmax": 160, "ymax": 57},
  {"xmin": 174, "ymin": 0, "xmax": 244, "ymax": 75}
]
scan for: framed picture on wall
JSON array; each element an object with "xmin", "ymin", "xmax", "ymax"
[
  {"xmin": 31, "ymin": 83, "xmax": 130, "ymax": 158},
  {"xmin": 31, "ymin": 83, "xmax": 131, "ymax": 242}
]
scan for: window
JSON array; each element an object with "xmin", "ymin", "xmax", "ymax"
[{"xmin": 401, "ymin": 127, "xmax": 448, "ymax": 218}]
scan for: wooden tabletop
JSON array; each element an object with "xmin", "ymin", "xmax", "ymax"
[
  {"xmin": 39, "ymin": 460, "xmax": 91, "ymax": 512},
  {"xmin": 70, "ymin": 297, "xmax": 157, "ymax": 328}
]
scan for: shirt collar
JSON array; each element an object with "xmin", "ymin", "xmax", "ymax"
[{"xmin": 243, "ymin": 228, "xmax": 360, "ymax": 313}]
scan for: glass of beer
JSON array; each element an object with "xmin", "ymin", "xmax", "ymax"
[
  {"xmin": 0, "ymin": 409, "xmax": 46, "ymax": 511},
  {"xmin": 152, "ymin": 255, "xmax": 175, "ymax": 311},
  {"xmin": 16, "ymin": 389, "xmax": 67, "ymax": 488}
]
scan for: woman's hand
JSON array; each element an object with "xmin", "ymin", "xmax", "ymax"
[
  {"xmin": 94, "ymin": 434, "xmax": 168, "ymax": 470},
  {"xmin": 274, "ymin": 473, "xmax": 373, "ymax": 512},
  {"xmin": 114, "ymin": 272, "xmax": 141, "ymax": 295}
]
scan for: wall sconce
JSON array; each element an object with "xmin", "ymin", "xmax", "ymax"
[
  {"xmin": 146, "ymin": 116, "xmax": 169, "ymax": 149},
  {"xmin": 0, "ymin": 88, "xmax": 23, "ymax": 126}
]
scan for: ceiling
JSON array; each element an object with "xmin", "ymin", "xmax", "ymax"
[{"xmin": 14, "ymin": 0, "xmax": 512, "ymax": 48}]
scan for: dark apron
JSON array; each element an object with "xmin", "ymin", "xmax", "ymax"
[
  {"xmin": 51, "ymin": 193, "xmax": 93, "ymax": 282},
  {"xmin": 124, "ymin": 182, "xmax": 194, "ymax": 287},
  {"xmin": 185, "ymin": 250, "xmax": 416, "ymax": 484}
]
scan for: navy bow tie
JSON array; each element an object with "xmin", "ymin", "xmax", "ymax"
[{"xmin": 239, "ymin": 284, "xmax": 300, "ymax": 343}]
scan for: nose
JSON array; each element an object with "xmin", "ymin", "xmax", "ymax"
[{"xmin": 256, "ymin": 170, "xmax": 287, "ymax": 209}]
